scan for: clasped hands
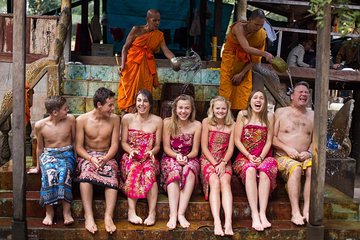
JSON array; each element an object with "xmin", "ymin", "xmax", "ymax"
[
  {"xmin": 129, "ymin": 149, "xmax": 155, "ymax": 162},
  {"xmin": 247, "ymin": 154, "xmax": 262, "ymax": 166},
  {"xmin": 89, "ymin": 156, "xmax": 108, "ymax": 170},
  {"xmin": 285, "ymin": 147, "xmax": 311, "ymax": 162},
  {"xmin": 176, "ymin": 153, "xmax": 188, "ymax": 166}
]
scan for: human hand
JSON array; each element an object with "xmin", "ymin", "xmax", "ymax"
[
  {"xmin": 332, "ymin": 63, "xmax": 341, "ymax": 69},
  {"xmin": 90, "ymin": 156, "xmax": 101, "ymax": 169},
  {"xmin": 263, "ymin": 51, "xmax": 274, "ymax": 62},
  {"xmin": 285, "ymin": 147, "xmax": 300, "ymax": 160},
  {"xmin": 176, "ymin": 154, "xmax": 187, "ymax": 166},
  {"xmin": 215, "ymin": 162, "xmax": 225, "ymax": 177},
  {"xmin": 97, "ymin": 156, "xmax": 108, "ymax": 169},
  {"xmin": 145, "ymin": 150, "xmax": 155, "ymax": 163},
  {"xmin": 299, "ymin": 151, "xmax": 311, "ymax": 162},
  {"xmin": 117, "ymin": 65, "xmax": 124, "ymax": 76},
  {"xmin": 129, "ymin": 149, "xmax": 140, "ymax": 160},
  {"xmin": 231, "ymin": 72, "xmax": 245, "ymax": 86}
]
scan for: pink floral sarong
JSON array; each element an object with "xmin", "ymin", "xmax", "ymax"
[
  {"xmin": 119, "ymin": 129, "xmax": 159, "ymax": 199},
  {"xmin": 160, "ymin": 133, "xmax": 200, "ymax": 191},
  {"xmin": 233, "ymin": 125, "xmax": 277, "ymax": 191},
  {"xmin": 75, "ymin": 150, "xmax": 119, "ymax": 189},
  {"xmin": 200, "ymin": 130, "xmax": 233, "ymax": 200}
]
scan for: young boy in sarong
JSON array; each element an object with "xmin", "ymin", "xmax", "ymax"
[
  {"xmin": 75, "ymin": 87, "xmax": 120, "ymax": 234},
  {"xmin": 35, "ymin": 96, "xmax": 76, "ymax": 226}
]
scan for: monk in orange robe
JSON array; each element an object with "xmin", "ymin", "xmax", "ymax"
[
  {"xmin": 118, "ymin": 9, "xmax": 179, "ymax": 114},
  {"xmin": 219, "ymin": 9, "xmax": 273, "ymax": 114}
]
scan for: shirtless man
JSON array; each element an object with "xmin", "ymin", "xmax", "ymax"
[
  {"xmin": 75, "ymin": 87, "xmax": 120, "ymax": 234},
  {"xmin": 34, "ymin": 96, "xmax": 76, "ymax": 226},
  {"xmin": 273, "ymin": 81, "xmax": 314, "ymax": 226}
]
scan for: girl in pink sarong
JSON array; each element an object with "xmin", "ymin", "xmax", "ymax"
[
  {"xmin": 200, "ymin": 96, "xmax": 235, "ymax": 236},
  {"xmin": 233, "ymin": 90, "xmax": 277, "ymax": 231},
  {"xmin": 161, "ymin": 94, "xmax": 201, "ymax": 230},
  {"xmin": 119, "ymin": 89, "xmax": 163, "ymax": 226}
]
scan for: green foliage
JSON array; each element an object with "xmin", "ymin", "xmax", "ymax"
[
  {"xmin": 309, "ymin": 0, "xmax": 360, "ymax": 34},
  {"xmin": 27, "ymin": 0, "xmax": 61, "ymax": 15}
]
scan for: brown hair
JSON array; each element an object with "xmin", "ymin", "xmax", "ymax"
[
  {"xmin": 45, "ymin": 96, "xmax": 66, "ymax": 114},
  {"xmin": 168, "ymin": 94, "xmax": 196, "ymax": 136},
  {"xmin": 246, "ymin": 90, "xmax": 269, "ymax": 127}
]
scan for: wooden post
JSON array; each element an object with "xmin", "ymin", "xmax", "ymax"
[
  {"xmin": 307, "ymin": 4, "xmax": 331, "ymax": 240},
  {"xmin": 12, "ymin": 0, "xmax": 27, "ymax": 238},
  {"xmin": 213, "ymin": 0, "xmax": 222, "ymax": 61},
  {"xmin": 237, "ymin": 0, "xmax": 247, "ymax": 20},
  {"xmin": 199, "ymin": 0, "xmax": 207, "ymax": 58}
]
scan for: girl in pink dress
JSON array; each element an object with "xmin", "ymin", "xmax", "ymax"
[
  {"xmin": 119, "ymin": 89, "xmax": 163, "ymax": 226},
  {"xmin": 233, "ymin": 90, "xmax": 277, "ymax": 231},
  {"xmin": 161, "ymin": 94, "xmax": 202, "ymax": 230},
  {"xmin": 200, "ymin": 96, "xmax": 235, "ymax": 236}
]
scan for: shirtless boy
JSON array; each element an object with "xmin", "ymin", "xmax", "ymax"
[
  {"xmin": 34, "ymin": 96, "xmax": 76, "ymax": 226},
  {"xmin": 273, "ymin": 81, "xmax": 314, "ymax": 226},
  {"xmin": 75, "ymin": 87, "xmax": 120, "ymax": 234}
]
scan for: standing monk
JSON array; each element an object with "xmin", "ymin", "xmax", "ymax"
[
  {"xmin": 273, "ymin": 81, "xmax": 314, "ymax": 226},
  {"xmin": 118, "ymin": 9, "xmax": 180, "ymax": 114},
  {"xmin": 219, "ymin": 9, "xmax": 273, "ymax": 115},
  {"xmin": 75, "ymin": 87, "xmax": 120, "ymax": 234}
]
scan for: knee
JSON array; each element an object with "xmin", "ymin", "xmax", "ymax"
[
  {"xmin": 210, "ymin": 177, "xmax": 221, "ymax": 190},
  {"xmin": 289, "ymin": 166, "xmax": 302, "ymax": 179},
  {"xmin": 259, "ymin": 172, "xmax": 270, "ymax": 182},
  {"xmin": 246, "ymin": 167, "xmax": 257, "ymax": 178},
  {"xmin": 220, "ymin": 175, "xmax": 231, "ymax": 187}
]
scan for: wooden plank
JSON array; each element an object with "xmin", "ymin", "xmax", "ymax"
[
  {"xmin": 12, "ymin": 0, "xmax": 27, "ymax": 238},
  {"xmin": 307, "ymin": 4, "xmax": 331, "ymax": 238}
]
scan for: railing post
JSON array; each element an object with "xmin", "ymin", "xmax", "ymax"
[
  {"xmin": 12, "ymin": 0, "xmax": 27, "ymax": 238},
  {"xmin": 307, "ymin": 4, "xmax": 331, "ymax": 240},
  {"xmin": 276, "ymin": 30, "xmax": 283, "ymax": 57}
]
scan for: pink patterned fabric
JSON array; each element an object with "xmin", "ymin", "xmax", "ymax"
[
  {"xmin": 233, "ymin": 125, "xmax": 277, "ymax": 191},
  {"xmin": 75, "ymin": 150, "xmax": 118, "ymax": 189},
  {"xmin": 119, "ymin": 129, "xmax": 159, "ymax": 199},
  {"xmin": 200, "ymin": 130, "xmax": 233, "ymax": 200},
  {"xmin": 160, "ymin": 133, "xmax": 200, "ymax": 191}
]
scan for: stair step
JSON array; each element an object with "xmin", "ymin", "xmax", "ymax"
[{"xmin": 1, "ymin": 218, "xmax": 360, "ymax": 240}]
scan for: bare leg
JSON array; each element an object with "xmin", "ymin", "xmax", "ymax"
[
  {"xmin": 166, "ymin": 181, "xmax": 180, "ymax": 230},
  {"xmin": 220, "ymin": 174, "xmax": 233, "ymax": 235},
  {"xmin": 245, "ymin": 168, "xmax": 263, "ymax": 231},
  {"xmin": 258, "ymin": 172, "xmax": 271, "ymax": 229},
  {"xmin": 128, "ymin": 197, "xmax": 142, "ymax": 224},
  {"xmin": 104, "ymin": 188, "xmax": 118, "ymax": 234},
  {"xmin": 209, "ymin": 174, "xmax": 224, "ymax": 236},
  {"xmin": 144, "ymin": 183, "xmax": 158, "ymax": 226},
  {"xmin": 62, "ymin": 201, "xmax": 74, "ymax": 225},
  {"xmin": 42, "ymin": 205, "xmax": 54, "ymax": 226},
  {"xmin": 80, "ymin": 182, "xmax": 98, "ymax": 234},
  {"xmin": 287, "ymin": 167, "xmax": 305, "ymax": 225},
  {"xmin": 178, "ymin": 171, "xmax": 196, "ymax": 228},
  {"xmin": 302, "ymin": 167, "xmax": 311, "ymax": 223}
]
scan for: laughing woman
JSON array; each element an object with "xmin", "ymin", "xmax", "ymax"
[
  {"xmin": 161, "ymin": 94, "xmax": 201, "ymax": 230},
  {"xmin": 233, "ymin": 90, "xmax": 278, "ymax": 231},
  {"xmin": 119, "ymin": 89, "xmax": 163, "ymax": 226}
]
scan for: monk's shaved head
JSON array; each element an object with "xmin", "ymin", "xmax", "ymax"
[{"xmin": 147, "ymin": 9, "xmax": 160, "ymax": 18}]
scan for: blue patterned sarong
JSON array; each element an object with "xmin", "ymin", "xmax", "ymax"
[{"xmin": 39, "ymin": 145, "xmax": 76, "ymax": 206}]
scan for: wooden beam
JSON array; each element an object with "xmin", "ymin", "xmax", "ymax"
[
  {"xmin": 11, "ymin": 0, "xmax": 27, "ymax": 238},
  {"xmin": 307, "ymin": 4, "xmax": 331, "ymax": 240}
]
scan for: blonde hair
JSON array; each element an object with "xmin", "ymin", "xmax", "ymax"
[
  {"xmin": 207, "ymin": 96, "xmax": 234, "ymax": 126},
  {"xmin": 246, "ymin": 90, "xmax": 269, "ymax": 127},
  {"xmin": 169, "ymin": 94, "xmax": 196, "ymax": 136}
]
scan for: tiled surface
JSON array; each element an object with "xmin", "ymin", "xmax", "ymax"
[
  {"xmin": 65, "ymin": 64, "xmax": 90, "ymax": 80},
  {"xmin": 90, "ymin": 65, "xmax": 117, "ymax": 81},
  {"xmin": 63, "ymin": 80, "xmax": 88, "ymax": 96},
  {"xmin": 87, "ymin": 81, "xmax": 119, "ymax": 97},
  {"xmin": 64, "ymin": 96, "xmax": 86, "ymax": 114}
]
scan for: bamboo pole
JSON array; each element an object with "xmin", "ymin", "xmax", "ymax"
[
  {"xmin": 12, "ymin": 0, "xmax": 27, "ymax": 238},
  {"xmin": 307, "ymin": 4, "xmax": 331, "ymax": 240}
]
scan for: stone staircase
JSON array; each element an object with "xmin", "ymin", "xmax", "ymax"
[{"xmin": 0, "ymin": 158, "xmax": 360, "ymax": 239}]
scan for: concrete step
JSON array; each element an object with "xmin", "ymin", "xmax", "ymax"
[{"xmin": 1, "ymin": 218, "xmax": 360, "ymax": 240}]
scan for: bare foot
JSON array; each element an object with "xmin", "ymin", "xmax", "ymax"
[
  {"xmin": 63, "ymin": 214, "xmax": 74, "ymax": 226},
  {"xmin": 178, "ymin": 215, "xmax": 190, "ymax": 228},
  {"xmin": 27, "ymin": 167, "xmax": 40, "ymax": 174},
  {"xmin": 105, "ymin": 216, "xmax": 117, "ymax": 234},
  {"xmin": 144, "ymin": 212, "xmax": 156, "ymax": 226},
  {"xmin": 166, "ymin": 216, "xmax": 177, "ymax": 230},
  {"xmin": 84, "ymin": 216, "xmax": 98, "ymax": 234},
  {"xmin": 214, "ymin": 220, "xmax": 224, "ymax": 236},
  {"xmin": 303, "ymin": 212, "xmax": 309, "ymax": 223},
  {"xmin": 291, "ymin": 213, "xmax": 305, "ymax": 226},
  {"xmin": 128, "ymin": 211, "xmax": 143, "ymax": 225},
  {"xmin": 42, "ymin": 213, "xmax": 54, "ymax": 226},
  {"xmin": 251, "ymin": 214, "xmax": 264, "ymax": 231},
  {"xmin": 260, "ymin": 214, "xmax": 272, "ymax": 229},
  {"xmin": 224, "ymin": 223, "xmax": 234, "ymax": 236}
]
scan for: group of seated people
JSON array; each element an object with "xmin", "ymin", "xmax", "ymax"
[{"xmin": 31, "ymin": 81, "xmax": 314, "ymax": 236}]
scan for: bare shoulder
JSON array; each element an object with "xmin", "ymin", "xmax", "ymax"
[
  {"xmin": 110, "ymin": 113, "xmax": 120, "ymax": 122},
  {"xmin": 267, "ymin": 111, "xmax": 274, "ymax": 120},
  {"xmin": 274, "ymin": 106, "xmax": 290, "ymax": 117},
  {"xmin": 202, "ymin": 117, "xmax": 209, "ymax": 125},
  {"xmin": 150, "ymin": 114, "xmax": 162, "ymax": 124},
  {"xmin": 193, "ymin": 120, "xmax": 202, "ymax": 128},
  {"xmin": 236, "ymin": 110, "xmax": 247, "ymax": 122},
  {"xmin": 66, "ymin": 114, "xmax": 76, "ymax": 123},
  {"xmin": 121, "ymin": 113, "xmax": 134, "ymax": 123},
  {"xmin": 76, "ymin": 112, "xmax": 90, "ymax": 123},
  {"xmin": 34, "ymin": 117, "xmax": 48, "ymax": 130},
  {"xmin": 163, "ymin": 117, "xmax": 171, "ymax": 125}
]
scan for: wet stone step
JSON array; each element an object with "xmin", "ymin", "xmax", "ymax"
[{"xmin": 1, "ymin": 218, "xmax": 360, "ymax": 240}]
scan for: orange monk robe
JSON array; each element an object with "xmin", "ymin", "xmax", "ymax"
[
  {"xmin": 219, "ymin": 23, "xmax": 266, "ymax": 110},
  {"xmin": 118, "ymin": 30, "xmax": 164, "ymax": 112}
]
